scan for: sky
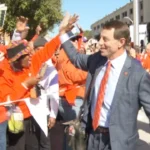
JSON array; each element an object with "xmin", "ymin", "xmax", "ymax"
[{"xmin": 51, "ymin": 0, "xmax": 131, "ymax": 36}]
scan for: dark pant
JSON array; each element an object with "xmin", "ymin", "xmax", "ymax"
[
  {"xmin": 7, "ymin": 117, "xmax": 31, "ymax": 150},
  {"xmin": 7, "ymin": 117, "xmax": 51, "ymax": 150},
  {"xmin": 87, "ymin": 130, "xmax": 111, "ymax": 150},
  {"xmin": 0, "ymin": 121, "xmax": 7, "ymax": 150},
  {"xmin": 25, "ymin": 117, "xmax": 51, "ymax": 150},
  {"xmin": 59, "ymin": 97, "xmax": 83, "ymax": 150}
]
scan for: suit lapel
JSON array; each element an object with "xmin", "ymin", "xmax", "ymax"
[
  {"xmin": 110, "ymin": 55, "xmax": 132, "ymax": 113},
  {"xmin": 90, "ymin": 58, "xmax": 107, "ymax": 93}
]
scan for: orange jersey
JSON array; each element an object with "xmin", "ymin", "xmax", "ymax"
[
  {"xmin": 55, "ymin": 49, "xmax": 87, "ymax": 105},
  {"xmin": 0, "ymin": 36, "xmax": 60, "ymax": 118}
]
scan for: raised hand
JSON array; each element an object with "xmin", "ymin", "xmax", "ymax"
[
  {"xmin": 16, "ymin": 16, "xmax": 29, "ymax": 32},
  {"xmin": 59, "ymin": 13, "xmax": 79, "ymax": 34}
]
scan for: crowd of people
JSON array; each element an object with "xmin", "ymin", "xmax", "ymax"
[{"xmin": 0, "ymin": 12, "xmax": 150, "ymax": 150}]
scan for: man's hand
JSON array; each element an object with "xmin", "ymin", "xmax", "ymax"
[
  {"xmin": 48, "ymin": 117, "xmax": 56, "ymax": 129},
  {"xmin": 23, "ymin": 75, "xmax": 42, "ymax": 88},
  {"xmin": 59, "ymin": 13, "xmax": 79, "ymax": 35}
]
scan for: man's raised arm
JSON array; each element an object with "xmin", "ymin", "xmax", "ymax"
[{"xmin": 59, "ymin": 13, "xmax": 89, "ymax": 71}]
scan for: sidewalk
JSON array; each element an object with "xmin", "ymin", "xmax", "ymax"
[
  {"xmin": 137, "ymin": 109, "xmax": 150, "ymax": 150},
  {"xmin": 50, "ymin": 109, "xmax": 150, "ymax": 150}
]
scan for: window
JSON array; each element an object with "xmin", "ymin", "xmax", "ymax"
[
  {"xmin": 97, "ymin": 25, "xmax": 100, "ymax": 29},
  {"xmin": 116, "ymin": 15, "xmax": 120, "ymax": 20},
  {"xmin": 110, "ymin": 18, "xmax": 114, "ymax": 21},
  {"xmin": 94, "ymin": 27, "xmax": 96, "ymax": 30},
  {"xmin": 124, "ymin": 11, "xmax": 127, "ymax": 17},
  {"xmin": 130, "ymin": 8, "xmax": 133, "ymax": 15},
  {"xmin": 101, "ymin": 23, "xmax": 104, "ymax": 27},
  {"xmin": 0, "ymin": 10, "xmax": 5, "ymax": 27},
  {"xmin": 140, "ymin": 1, "xmax": 143, "ymax": 10},
  {"xmin": 122, "ymin": 11, "xmax": 127, "ymax": 18},
  {"xmin": 141, "ymin": 15, "xmax": 143, "ymax": 23}
]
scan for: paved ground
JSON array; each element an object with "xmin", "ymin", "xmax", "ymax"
[
  {"xmin": 51, "ymin": 109, "xmax": 150, "ymax": 150},
  {"xmin": 137, "ymin": 109, "xmax": 150, "ymax": 150}
]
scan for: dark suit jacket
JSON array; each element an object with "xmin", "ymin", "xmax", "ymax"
[{"xmin": 62, "ymin": 40, "xmax": 150, "ymax": 150}]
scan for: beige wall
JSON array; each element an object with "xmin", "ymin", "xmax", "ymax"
[
  {"xmin": 91, "ymin": 0, "xmax": 149, "ymax": 37},
  {"xmin": 143, "ymin": 0, "xmax": 150, "ymax": 23}
]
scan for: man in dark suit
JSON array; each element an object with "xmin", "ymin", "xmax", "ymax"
[{"xmin": 58, "ymin": 14, "xmax": 150, "ymax": 150}]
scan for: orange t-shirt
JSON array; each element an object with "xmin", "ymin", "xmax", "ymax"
[
  {"xmin": 0, "ymin": 36, "xmax": 60, "ymax": 118},
  {"xmin": 141, "ymin": 53, "xmax": 150, "ymax": 72},
  {"xmin": 54, "ymin": 49, "xmax": 87, "ymax": 105}
]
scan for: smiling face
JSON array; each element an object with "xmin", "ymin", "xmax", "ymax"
[
  {"xmin": 98, "ymin": 29, "xmax": 127, "ymax": 60},
  {"xmin": 97, "ymin": 20, "xmax": 130, "ymax": 60}
]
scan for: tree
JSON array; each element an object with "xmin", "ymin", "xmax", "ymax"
[
  {"xmin": 83, "ymin": 30, "xmax": 92, "ymax": 39},
  {"xmin": 0, "ymin": 0, "xmax": 63, "ymax": 39}
]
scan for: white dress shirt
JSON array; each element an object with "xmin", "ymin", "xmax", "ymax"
[{"xmin": 91, "ymin": 51, "xmax": 127, "ymax": 127}]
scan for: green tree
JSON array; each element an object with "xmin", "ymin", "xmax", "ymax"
[
  {"xmin": 0, "ymin": 0, "xmax": 63, "ymax": 39},
  {"xmin": 83, "ymin": 30, "xmax": 92, "ymax": 39}
]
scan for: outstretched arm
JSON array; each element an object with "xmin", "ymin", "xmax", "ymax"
[{"xmin": 60, "ymin": 33, "xmax": 89, "ymax": 71}]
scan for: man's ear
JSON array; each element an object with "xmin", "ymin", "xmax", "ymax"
[{"xmin": 118, "ymin": 38, "xmax": 126, "ymax": 48}]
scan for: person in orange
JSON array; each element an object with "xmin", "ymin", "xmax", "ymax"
[
  {"xmin": 141, "ymin": 43, "xmax": 150, "ymax": 73},
  {"xmin": 0, "ymin": 47, "xmax": 8, "ymax": 150},
  {"xmin": 0, "ymin": 34, "xmax": 60, "ymax": 150},
  {"xmin": 53, "ymin": 34, "xmax": 87, "ymax": 150}
]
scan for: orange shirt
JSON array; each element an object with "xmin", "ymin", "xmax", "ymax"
[
  {"xmin": 142, "ymin": 53, "xmax": 150, "ymax": 72},
  {"xmin": 54, "ymin": 49, "xmax": 87, "ymax": 105},
  {"xmin": 0, "ymin": 36, "xmax": 60, "ymax": 118},
  {"xmin": 0, "ymin": 58, "xmax": 11, "ymax": 123}
]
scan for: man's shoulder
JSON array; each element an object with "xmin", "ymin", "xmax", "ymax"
[
  {"xmin": 131, "ymin": 57, "xmax": 144, "ymax": 69},
  {"xmin": 130, "ymin": 57, "xmax": 146, "ymax": 76}
]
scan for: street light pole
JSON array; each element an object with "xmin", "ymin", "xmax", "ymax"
[
  {"xmin": 133, "ymin": 0, "xmax": 139, "ymax": 45},
  {"xmin": 124, "ymin": 16, "xmax": 133, "ymax": 24}
]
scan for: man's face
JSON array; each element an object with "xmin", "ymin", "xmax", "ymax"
[{"xmin": 98, "ymin": 28, "xmax": 124, "ymax": 59}]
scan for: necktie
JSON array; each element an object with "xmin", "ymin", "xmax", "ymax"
[{"xmin": 92, "ymin": 61, "xmax": 111, "ymax": 131}]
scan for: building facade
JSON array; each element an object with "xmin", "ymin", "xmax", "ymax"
[
  {"xmin": 91, "ymin": 0, "xmax": 150, "ymax": 38},
  {"xmin": 0, "ymin": 4, "xmax": 7, "ymax": 27}
]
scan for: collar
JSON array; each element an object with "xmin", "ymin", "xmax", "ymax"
[{"xmin": 105, "ymin": 51, "xmax": 127, "ymax": 69}]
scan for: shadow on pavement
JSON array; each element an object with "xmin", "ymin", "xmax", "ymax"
[
  {"xmin": 137, "ymin": 139, "xmax": 150, "ymax": 150},
  {"xmin": 138, "ymin": 120, "xmax": 150, "ymax": 133},
  {"xmin": 137, "ymin": 120, "xmax": 150, "ymax": 150}
]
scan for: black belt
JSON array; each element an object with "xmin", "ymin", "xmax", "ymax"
[
  {"xmin": 60, "ymin": 96, "xmax": 83, "ymax": 100},
  {"xmin": 94, "ymin": 126, "xmax": 109, "ymax": 134},
  {"xmin": 76, "ymin": 96, "xmax": 84, "ymax": 99}
]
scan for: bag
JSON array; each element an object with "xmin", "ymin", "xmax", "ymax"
[
  {"xmin": 8, "ymin": 105, "xmax": 24, "ymax": 134},
  {"xmin": 64, "ymin": 119, "xmax": 87, "ymax": 150},
  {"xmin": 63, "ymin": 75, "xmax": 95, "ymax": 150}
]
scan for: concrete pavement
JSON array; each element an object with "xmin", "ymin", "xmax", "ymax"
[
  {"xmin": 51, "ymin": 109, "xmax": 150, "ymax": 150},
  {"xmin": 137, "ymin": 109, "xmax": 150, "ymax": 150}
]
